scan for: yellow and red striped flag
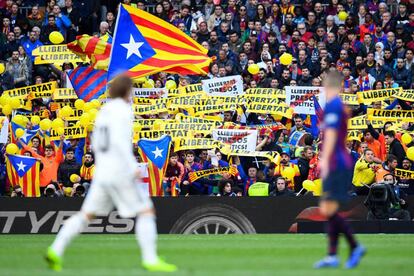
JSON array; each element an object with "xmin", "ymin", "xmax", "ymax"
[
  {"xmin": 107, "ymin": 4, "xmax": 211, "ymax": 81},
  {"xmin": 67, "ymin": 34, "xmax": 111, "ymax": 70},
  {"xmin": 6, "ymin": 154, "xmax": 40, "ymax": 197}
]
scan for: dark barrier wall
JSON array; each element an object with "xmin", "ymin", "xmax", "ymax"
[{"xmin": 1, "ymin": 197, "xmax": 413, "ymax": 234}]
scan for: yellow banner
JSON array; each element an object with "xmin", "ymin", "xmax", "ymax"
[
  {"xmin": 49, "ymin": 126, "xmax": 86, "ymax": 140},
  {"xmin": 34, "ymin": 53, "xmax": 84, "ymax": 65},
  {"xmin": 159, "ymin": 123, "xmax": 216, "ymax": 134},
  {"xmin": 32, "ymin": 44, "xmax": 70, "ymax": 55},
  {"xmin": 50, "ymin": 101, "xmax": 76, "ymax": 111},
  {"xmin": 53, "ymin": 88, "xmax": 78, "ymax": 100},
  {"xmin": 193, "ymin": 104, "xmax": 237, "ymax": 115},
  {"xmin": 168, "ymin": 83, "xmax": 204, "ymax": 96},
  {"xmin": 340, "ymin": 93, "xmax": 359, "ymax": 105},
  {"xmin": 394, "ymin": 89, "xmax": 414, "ymax": 102},
  {"xmin": 178, "ymin": 114, "xmax": 222, "ymax": 126},
  {"xmin": 395, "ymin": 169, "xmax": 414, "ymax": 179},
  {"xmin": 174, "ymin": 138, "xmax": 230, "ymax": 152},
  {"xmin": 347, "ymin": 115, "xmax": 385, "ymax": 130},
  {"xmin": 133, "ymin": 103, "xmax": 168, "ymax": 115},
  {"xmin": 4, "ymin": 82, "xmax": 56, "ymax": 98},
  {"xmin": 246, "ymin": 103, "xmax": 293, "ymax": 118},
  {"xmin": 133, "ymin": 119, "xmax": 175, "ymax": 128},
  {"xmin": 367, "ymin": 108, "xmax": 414, "ymax": 122},
  {"xmin": 357, "ymin": 88, "xmax": 400, "ymax": 104},
  {"xmin": 214, "ymin": 96, "xmax": 246, "ymax": 105},
  {"xmin": 245, "ymin": 95, "xmax": 285, "ymax": 105},
  {"xmin": 189, "ymin": 166, "xmax": 238, "ymax": 182},
  {"xmin": 133, "ymin": 130, "xmax": 192, "ymax": 142},
  {"xmin": 245, "ymin": 88, "xmax": 286, "ymax": 98},
  {"xmin": 347, "ymin": 130, "xmax": 362, "ymax": 141}
]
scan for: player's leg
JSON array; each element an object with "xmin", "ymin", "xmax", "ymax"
[
  {"xmin": 314, "ymin": 200, "xmax": 341, "ymax": 268},
  {"xmin": 46, "ymin": 182, "xmax": 113, "ymax": 271},
  {"xmin": 113, "ymin": 180, "xmax": 177, "ymax": 272},
  {"xmin": 46, "ymin": 211, "xmax": 94, "ymax": 271}
]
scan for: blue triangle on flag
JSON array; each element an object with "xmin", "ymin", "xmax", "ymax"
[
  {"xmin": 8, "ymin": 154, "xmax": 37, "ymax": 178},
  {"xmin": 137, "ymin": 135, "xmax": 171, "ymax": 169},
  {"xmin": 107, "ymin": 4, "xmax": 156, "ymax": 81}
]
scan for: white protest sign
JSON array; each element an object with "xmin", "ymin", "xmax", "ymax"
[
  {"xmin": 132, "ymin": 88, "xmax": 168, "ymax": 98},
  {"xmin": 212, "ymin": 129, "xmax": 257, "ymax": 152},
  {"xmin": 202, "ymin": 75, "xmax": 244, "ymax": 97},
  {"xmin": 285, "ymin": 86, "xmax": 326, "ymax": 115}
]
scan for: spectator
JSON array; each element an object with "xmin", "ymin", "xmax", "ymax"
[
  {"xmin": 27, "ymin": 5, "xmax": 43, "ymax": 29},
  {"xmin": 62, "ymin": 0, "xmax": 80, "ymax": 42},
  {"xmin": 384, "ymin": 131, "xmax": 406, "ymax": 166},
  {"xmin": 40, "ymin": 14, "xmax": 60, "ymax": 44},
  {"xmin": 269, "ymin": 177, "xmax": 294, "ymax": 196},
  {"xmin": 393, "ymin": 58, "xmax": 412, "ymax": 89},
  {"xmin": 19, "ymin": 137, "xmax": 65, "ymax": 192},
  {"xmin": 21, "ymin": 30, "xmax": 43, "ymax": 62},
  {"xmin": 5, "ymin": 50, "xmax": 29, "ymax": 87},
  {"xmin": 57, "ymin": 147, "xmax": 81, "ymax": 187},
  {"xmin": 375, "ymin": 154, "xmax": 398, "ymax": 183},
  {"xmin": 352, "ymin": 148, "xmax": 378, "ymax": 195}
]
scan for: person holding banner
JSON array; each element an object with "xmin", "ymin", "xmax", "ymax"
[{"xmin": 314, "ymin": 71, "xmax": 365, "ymax": 269}]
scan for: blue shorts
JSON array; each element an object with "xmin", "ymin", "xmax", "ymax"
[{"xmin": 322, "ymin": 169, "xmax": 353, "ymax": 203}]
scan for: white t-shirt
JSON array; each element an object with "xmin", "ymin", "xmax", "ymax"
[{"xmin": 91, "ymin": 98, "xmax": 138, "ymax": 183}]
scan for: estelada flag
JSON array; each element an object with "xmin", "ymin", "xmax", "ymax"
[
  {"xmin": 137, "ymin": 135, "xmax": 172, "ymax": 196},
  {"xmin": 6, "ymin": 154, "xmax": 40, "ymax": 197},
  {"xmin": 107, "ymin": 4, "xmax": 211, "ymax": 81}
]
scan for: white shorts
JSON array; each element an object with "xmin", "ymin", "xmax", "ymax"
[{"xmin": 81, "ymin": 179, "xmax": 153, "ymax": 218}]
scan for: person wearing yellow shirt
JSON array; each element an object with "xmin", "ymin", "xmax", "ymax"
[{"xmin": 352, "ymin": 149, "xmax": 378, "ymax": 195}]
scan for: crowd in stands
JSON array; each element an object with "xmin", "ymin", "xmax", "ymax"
[{"xmin": 0, "ymin": 0, "xmax": 413, "ymax": 207}]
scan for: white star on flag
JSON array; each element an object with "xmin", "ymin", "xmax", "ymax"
[
  {"xmin": 152, "ymin": 147, "xmax": 164, "ymax": 159},
  {"xmin": 121, "ymin": 35, "xmax": 144, "ymax": 59},
  {"xmin": 16, "ymin": 161, "xmax": 27, "ymax": 172},
  {"xmin": 20, "ymin": 130, "xmax": 30, "ymax": 143}
]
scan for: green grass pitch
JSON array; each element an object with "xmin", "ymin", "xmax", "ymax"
[{"xmin": 1, "ymin": 234, "xmax": 413, "ymax": 276}]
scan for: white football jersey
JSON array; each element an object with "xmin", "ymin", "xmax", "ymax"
[{"xmin": 91, "ymin": 98, "xmax": 138, "ymax": 183}]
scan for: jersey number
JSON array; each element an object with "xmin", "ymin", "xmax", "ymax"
[{"xmin": 97, "ymin": 126, "xmax": 109, "ymax": 152}]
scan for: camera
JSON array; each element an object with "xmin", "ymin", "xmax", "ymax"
[
  {"xmin": 73, "ymin": 184, "xmax": 85, "ymax": 197},
  {"xmin": 13, "ymin": 185, "xmax": 24, "ymax": 197}
]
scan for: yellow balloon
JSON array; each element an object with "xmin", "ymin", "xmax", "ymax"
[
  {"xmin": 279, "ymin": 52, "xmax": 293, "ymax": 66},
  {"xmin": 70, "ymin": 174, "xmax": 80, "ymax": 183},
  {"xmin": 60, "ymin": 105, "xmax": 74, "ymax": 118},
  {"xmin": 165, "ymin": 80, "xmax": 177, "ymax": 90},
  {"xmin": 12, "ymin": 115, "xmax": 24, "ymax": 126},
  {"xmin": 401, "ymin": 133, "xmax": 412, "ymax": 145},
  {"xmin": 10, "ymin": 97, "xmax": 20, "ymax": 109},
  {"xmin": 74, "ymin": 99, "xmax": 85, "ymax": 110},
  {"xmin": 152, "ymin": 119, "xmax": 164, "ymax": 130},
  {"xmin": 87, "ymin": 123, "xmax": 94, "ymax": 132},
  {"xmin": 88, "ymin": 108, "xmax": 98, "ymax": 121},
  {"xmin": 338, "ymin": 11, "xmax": 348, "ymax": 21},
  {"xmin": 147, "ymin": 79, "xmax": 155, "ymax": 88},
  {"xmin": 56, "ymin": 127, "xmax": 65, "ymax": 136},
  {"xmin": 79, "ymin": 113, "xmax": 90, "ymax": 127},
  {"xmin": 39, "ymin": 119, "xmax": 52, "ymax": 131},
  {"xmin": 302, "ymin": 180, "xmax": 315, "ymax": 191},
  {"xmin": 6, "ymin": 143, "xmax": 19, "ymax": 155},
  {"xmin": 0, "ymin": 94, "xmax": 10, "ymax": 106},
  {"xmin": 313, "ymin": 179, "xmax": 322, "ymax": 196},
  {"xmin": 21, "ymin": 116, "xmax": 29, "ymax": 125},
  {"xmin": 281, "ymin": 167, "xmax": 295, "ymax": 179},
  {"xmin": 31, "ymin": 115, "xmax": 41, "ymax": 125},
  {"xmin": 51, "ymin": 118, "xmax": 65, "ymax": 130},
  {"xmin": 0, "ymin": 63, "xmax": 5, "ymax": 75},
  {"xmin": 2, "ymin": 104, "xmax": 12, "ymax": 115},
  {"xmin": 49, "ymin": 31, "xmax": 64, "ymax": 45},
  {"xmin": 407, "ymin": 147, "xmax": 414, "ymax": 161},
  {"xmin": 248, "ymin": 64, "xmax": 260, "ymax": 75},
  {"xmin": 15, "ymin": 128, "xmax": 25, "ymax": 138},
  {"xmin": 91, "ymin": 99, "xmax": 101, "ymax": 109},
  {"xmin": 83, "ymin": 102, "xmax": 93, "ymax": 112}
]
